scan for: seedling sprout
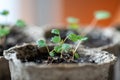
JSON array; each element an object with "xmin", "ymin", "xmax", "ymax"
[
  {"xmin": 37, "ymin": 29, "xmax": 87, "ymax": 60},
  {"xmin": 0, "ymin": 10, "xmax": 9, "ymax": 25},
  {"xmin": 0, "ymin": 26, "xmax": 10, "ymax": 45},
  {"xmin": 89, "ymin": 10, "xmax": 111, "ymax": 27},
  {"xmin": 15, "ymin": 19, "xmax": 26, "ymax": 28}
]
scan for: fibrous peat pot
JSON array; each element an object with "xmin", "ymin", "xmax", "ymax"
[
  {"xmin": 4, "ymin": 43, "xmax": 116, "ymax": 80},
  {"xmin": 0, "ymin": 26, "xmax": 43, "ymax": 80},
  {"xmin": 81, "ymin": 28, "xmax": 120, "ymax": 56},
  {"xmin": 0, "ymin": 56, "xmax": 11, "ymax": 80}
]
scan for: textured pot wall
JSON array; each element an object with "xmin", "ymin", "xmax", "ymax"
[
  {"xmin": 0, "ymin": 57, "xmax": 10, "ymax": 80},
  {"xmin": 9, "ymin": 61, "xmax": 114, "ymax": 80}
]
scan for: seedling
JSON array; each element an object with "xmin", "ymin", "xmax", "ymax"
[
  {"xmin": 0, "ymin": 26, "xmax": 10, "ymax": 45},
  {"xmin": 0, "ymin": 10, "xmax": 9, "ymax": 16},
  {"xmin": 89, "ymin": 10, "xmax": 111, "ymax": 27},
  {"xmin": 82, "ymin": 10, "xmax": 111, "ymax": 34},
  {"xmin": 67, "ymin": 17, "xmax": 79, "ymax": 30},
  {"xmin": 15, "ymin": 19, "xmax": 26, "ymax": 28},
  {"xmin": 37, "ymin": 29, "xmax": 87, "ymax": 60},
  {"xmin": 0, "ymin": 26, "xmax": 10, "ymax": 38},
  {"xmin": 0, "ymin": 10, "xmax": 9, "ymax": 25}
]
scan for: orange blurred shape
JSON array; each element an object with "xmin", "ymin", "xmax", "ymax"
[{"xmin": 63, "ymin": 0, "xmax": 120, "ymax": 27}]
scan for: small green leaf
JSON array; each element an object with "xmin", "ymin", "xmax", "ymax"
[
  {"xmin": 68, "ymin": 33, "xmax": 88, "ymax": 42},
  {"xmin": 77, "ymin": 36, "xmax": 88, "ymax": 41},
  {"xmin": 36, "ymin": 40, "xmax": 46, "ymax": 47},
  {"xmin": 67, "ymin": 17, "xmax": 79, "ymax": 23},
  {"xmin": 74, "ymin": 53, "xmax": 80, "ymax": 59},
  {"xmin": 15, "ymin": 19, "xmax": 26, "ymax": 27},
  {"xmin": 49, "ymin": 51, "xmax": 55, "ymax": 57},
  {"xmin": 68, "ymin": 33, "xmax": 78, "ymax": 42},
  {"xmin": 94, "ymin": 10, "xmax": 111, "ymax": 20},
  {"xmin": 80, "ymin": 37, "xmax": 88, "ymax": 41},
  {"xmin": 54, "ymin": 45, "xmax": 62, "ymax": 53},
  {"xmin": 51, "ymin": 29, "xmax": 60, "ymax": 35},
  {"xmin": 51, "ymin": 36, "xmax": 61, "ymax": 43},
  {"xmin": 0, "ymin": 10, "xmax": 9, "ymax": 16},
  {"xmin": 62, "ymin": 44, "xmax": 71, "ymax": 52},
  {"xmin": 0, "ymin": 27, "xmax": 10, "ymax": 38}
]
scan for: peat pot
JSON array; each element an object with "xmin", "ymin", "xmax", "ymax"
[
  {"xmin": 4, "ymin": 43, "xmax": 116, "ymax": 80},
  {"xmin": 0, "ymin": 25, "xmax": 44, "ymax": 80},
  {"xmin": 81, "ymin": 27, "xmax": 120, "ymax": 56},
  {"xmin": 0, "ymin": 56, "xmax": 11, "ymax": 80}
]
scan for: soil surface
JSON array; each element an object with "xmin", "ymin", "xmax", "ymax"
[
  {"xmin": 44, "ymin": 29, "xmax": 79, "ymax": 44},
  {"xmin": 10, "ymin": 44, "xmax": 114, "ymax": 64}
]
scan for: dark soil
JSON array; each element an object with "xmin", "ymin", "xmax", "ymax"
[
  {"xmin": 13, "ymin": 44, "xmax": 98, "ymax": 64},
  {"xmin": 0, "ymin": 27, "xmax": 34, "ymax": 56},
  {"xmin": 44, "ymin": 29, "xmax": 79, "ymax": 44},
  {"xmin": 82, "ymin": 32, "xmax": 112, "ymax": 48}
]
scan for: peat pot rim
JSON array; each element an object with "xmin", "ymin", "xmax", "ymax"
[
  {"xmin": 99, "ymin": 28, "xmax": 120, "ymax": 50},
  {"xmin": 3, "ymin": 43, "xmax": 116, "ymax": 68}
]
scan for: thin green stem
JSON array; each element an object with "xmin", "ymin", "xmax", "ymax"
[
  {"xmin": 63, "ymin": 36, "xmax": 68, "ymax": 43},
  {"xmin": 60, "ymin": 36, "xmax": 68, "ymax": 45},
  {"xmin": 46, "ymin": 46, "xmax": 50, "ymax": 53},
  {"xmin": 73, "ymin": 41, "xmax": 81, "ymax": 55}
]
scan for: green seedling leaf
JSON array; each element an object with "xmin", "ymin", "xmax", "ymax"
[
  {"xmin": 49, "ymin": 51, "xmax": 55, "ymax": 57},
  {"xmin": 67, "ymin": 17, "xmax": 79, "ymax": 23},
  {"xmin": 68, "ymin": 33, "xmax": 79, "ymax": 42},
  {"xmin": 0, "ymin": 27, "xmax": 10, "ymax": 38},
  {"xmin": 15, "ymin": 19, "xmax": 26, "ymax": 27},
  {"xmin": 36, "ymin": 40, "xmax": 46, "ymax": 47},
  {"xmin": 62, "ymin": 44, "xmax": 71, "ymax": 52},
  {"xmin": 54, "ymin": 45, "xmax": 62, "ymax": 53},
  {"xmin": 68, "ymin": 33, "xmax": 88, "ymax": 42},
  {"xmin": 74, "ymin": 53, "xmax": 80, "ymax": 59},
  {"xmin": 94, "ymin": 10, "xmax": 111, "ymax": 20},
  {"xmin": 51, "ymin": 29, "xmax": 60, "ymax": 35},
  {"xmin": 51, "ymin": 36, "xmax": 61, "ymax": 43},
  {"xmin": 80, "ymin": 37, "xmax": 88, "ymax": 41},
  {"xmin": 77, "ymin": 36, "xmax": 88, "ymax": 41},
  {"xmin": 0, "ymin": 10, "xmax": 9, "ymax": 16}
]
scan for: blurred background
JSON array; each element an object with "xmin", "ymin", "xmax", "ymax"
[{"xmin": 0, "ymin": 0, "xmax": 120, "ymax": 27}]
